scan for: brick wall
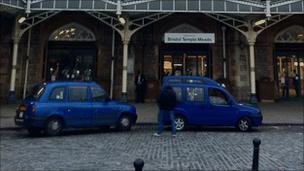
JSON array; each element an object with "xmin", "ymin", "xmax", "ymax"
[{"xmin": 0, "ymin": 13, "xmax": 303, "ymax": 103}]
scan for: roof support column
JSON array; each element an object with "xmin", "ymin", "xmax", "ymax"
[
  {"xmin": 246, "ymin": 27, "xmax": 258, "ymax": 104},
  {"xmin": 8, "ymin": 20, "xmax": 21, "ymax": 103},
  {"xmin": 205, "ymin": 13, "xmax": 291, "ymax": 103},
  {"xmin": 222, "ymin": 26, "xmax": 227, "ymax": 79},
  {"xmin": 86, "ymin": 12, "xmax": 171, "ymax": 101},
  {"xmin": 121, "ymin": 23, "xmax": 132, "ymax": 102},
  {"xmin": 7, "ymin": 11, "xmax": 60, "ymax": 103}
]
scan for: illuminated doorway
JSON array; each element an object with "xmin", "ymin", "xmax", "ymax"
[
  {"xmin": 45, "ymin": 23, "xmax": 97, "ymax": 82},
  {"xmin": 160, "ymin": 43, "xmax": 210, "ymax": 79},
  {"xmin": 275, "ymin": 50, "xmax": 304, "ymax": 97},
  {"xmin": 274, "ymin": 25, "xmax": 304, "ymax": 97}
]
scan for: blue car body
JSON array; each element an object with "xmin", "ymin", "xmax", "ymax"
[
  {"xmin": 162, "ymin": 76, "xmax": 262, "ymax": 130},
  {"xmin": 15, "ymin": 82, "xmax": 137, "ymax": 134}
]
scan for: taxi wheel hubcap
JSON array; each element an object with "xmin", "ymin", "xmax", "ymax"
[
  {"xmin": 175, "ymin": 117, "xmax": 185, "ymax": 131},
  {"xmin": 239, "ymin": 119, "xmax": 249, "ymax": 131},
  {"xmin": 49, "ymin": 119, "xmax": 61, "ymax": 132},
  {"xmin": 121, "ymin": 117, "xmax": 130, "ymax": 127}
]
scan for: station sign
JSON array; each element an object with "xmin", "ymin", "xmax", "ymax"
[{"xmin": 164, "ymin": 33, "xmax": 215, "ymax": 43}]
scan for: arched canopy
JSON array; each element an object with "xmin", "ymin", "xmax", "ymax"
[
  {"xmin": 275, "ymin": 25, "xmax": 304, "ymax": 43},
  {"xmin": 49, "ymin": 23, "xmax": 96, "ymax": 41},
  {"xmin": 166, "ymin": 23, "xmax": 203, "ymax": 33}
]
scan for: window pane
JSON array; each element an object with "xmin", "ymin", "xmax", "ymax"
[
  {"xmin": 208, "ymin": 88, "xmax": 228, "ymax": 105},
  {"xmin": 172, "ymin": 87, "xmax": 182, "ymax": 102},
  {"xmin": 69, "ymin": 86, "xmax": 88, "ymax": 102},
  {"xmin": 186, "ymin": 87, "xmax": 204, "ymax": 102},
  {"xmin": 49, "ymin": 87, "xmax": 64, "ymax": 101},
  {"xmin": 91, "ymin": 87, "xmax": 106, "ymax": 101}
]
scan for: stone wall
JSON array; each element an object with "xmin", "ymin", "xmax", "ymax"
[
  {"xmin": 0, "ymin": 12, "xmax": 303, "ymax": 103},
  {"xmin": 0, "ymin": 14, "xmax": 13, "ymax": 102}
]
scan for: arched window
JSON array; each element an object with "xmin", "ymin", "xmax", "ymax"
[
  {"xmin": 275, "ymin": 25, "xmax": 304, "ymax": 43},
  {"xmin": 49, "ymin": 23, "xmax": 96, "ymax": 41},
  {"xmin": 166, "ymin": 23, "xmax": 203, "ymax": 33}
]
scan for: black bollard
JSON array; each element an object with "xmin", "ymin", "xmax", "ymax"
[
  {"xmin": 134, "ymin": 158, "xmax": 144, "ymax": 171},
  {"xmin": 252, "ymin": 138, "xmax": 261, "ymax": 171}
]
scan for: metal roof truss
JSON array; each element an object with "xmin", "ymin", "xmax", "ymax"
[{"xmin": 1, "ymin": 0, "xmax": 303, "ymax": 14}]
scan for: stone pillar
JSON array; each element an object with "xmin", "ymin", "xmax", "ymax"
[
  {"xmin": 221, "ymin": 26, "xmax": 227, "ymax": 79},
  {"xmin": 249, "ymin": 41, "xmax": 256, "ymax": 95},
  {"xmin": 8, "ymin": 28, "xmax": 20, "ymax": 103},
  {"xmin": 121, "ymin": 39, "xmax": 129, "ymax": 101},
  {"xmin": 247, "ymin": 31, "xmax": 258, "ymax": 103},
  {"xmin": 120, "ymin": 23, "xmax": 132, "ymax": 102}
]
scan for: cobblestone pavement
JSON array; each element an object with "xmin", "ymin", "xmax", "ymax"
[{"xmin": 0, "ymin": 125, "xmax": 303, "ymax": 171}]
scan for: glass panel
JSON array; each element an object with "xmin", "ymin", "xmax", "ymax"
[
  {"xmin": 47, "ymin": 49, "xmax": 96, "ymax": 81},
  {"xmin": 186, "ymin": 56, "xmax": 196, "ymax": 76},
  {"xmin": 91, "ymin": 87, "xmax": 106, "ymax": 101},
  {"xmin": 176, "ymin": 0, "xmax": 186, "ymax": 10},
  {"xmin": 186, "ymin": 87, "xmax": 204, "ymax": 102},
  {"xmin": 163, "ymin": 54, "xmax": 208, "ymax": 77},
  {"xmin": 172, "ymin": 87, "xmax": 183, "ymax": 102},
  {"xmin": 188, "ymin": 0, "xmax": 199, "ymax": 11},
  {"xmin": 277, "ymin": 56, "xmax": 303, "ymax": 97},
  {"xmin": 163, "ymin": 55, "xmax": 173, "ymax": 76},
  {"xmin": 173, "ymin": 56, "xmax": 183, "ymax": 76},
  {"xmin": 162, "ymin": 0, "xmax": 173, "ymax": 10},
  {"xmin": 68, "ymin": 86, "xmax": 88, "ymax": 102},
  {"xmin": 198, "ymin": 55, "xmax": 207, "ymax": 76},
  {"xmin": 49, "ymin": 87, "xmax": 65, "ymax": 101},
  {"xmin": 168, "ymin": 79, "xmax": 183, "ymax": 84},
  {"xmin": 208, "ymin": 88, "xmax": 228, "ymax": 105},
  {"xmin": 49, "ymin": 23, "xmax": 96, "ymax": 41},
  {"xmin": 185, "ymin": 79, "xmax": 203, "ymax": 84}
]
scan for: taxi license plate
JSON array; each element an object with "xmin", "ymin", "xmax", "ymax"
[
  {"xmin": 19, "ymin": 112, "xmax": 24, "ymax": 118},
  {"xmin": 15, "ymin": 118, "xmax": 24, "ymax": 122}
]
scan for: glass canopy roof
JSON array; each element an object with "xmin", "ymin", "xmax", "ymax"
[{"xmin": 0, "ymin": 0, "xmax": 303, "ymax": 15}]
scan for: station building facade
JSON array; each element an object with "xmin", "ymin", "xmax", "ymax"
[{"xmin": 0, "ymin": 10, "xmax": 303, "ymax": 103}]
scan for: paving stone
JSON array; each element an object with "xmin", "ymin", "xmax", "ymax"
[{"xmin": 0, "ymin": 125, "xmax": 303, "ymax": 171}]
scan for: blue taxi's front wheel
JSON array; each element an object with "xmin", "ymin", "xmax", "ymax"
[
  {"xmin": 117, "ymin": 115, "xmax": 132, "ymax": 131},
  {"xmin": 237, "ymin": 117, "xmax": 252, "ymax": 132}
]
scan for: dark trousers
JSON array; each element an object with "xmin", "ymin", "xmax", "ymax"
[
  {"xmin": 136, "ymin": 86, "xmax": 145, "ymax": 103},
  {"xmin": 294, "ymin": 84, "xmax": 300, "ymax": 97},
  {"xmin": 157, "ymin": 109, "xmax": 176, "ymax": 135},
  {"xmin": 283, "ymin": 85, "xmax": 289, "ymax": 97}
]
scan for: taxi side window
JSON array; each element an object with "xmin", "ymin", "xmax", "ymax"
[
  {"xmin": 186, "ymin": 87, "xmax": 204, "ymax": 102},
  {"xmin": 49, "ymin": 87, "xmax": 65, "ymax": 101},
  {"xmin": 208, "ymin": 88, "xmax": 229, "ymax": 105},
  {"xmin": 91, "ymin": 86, "xmax": 107, "ymax": 102},
  {"xmin": 68, "ymin": 86, "xmax": 88, "ymax": 102},
  {"xmin": 172, "ymin": 87, "xmax": 182, "ymax": 102}
]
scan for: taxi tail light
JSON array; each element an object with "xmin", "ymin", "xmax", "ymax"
[
  {"xmin": 17, "ymin": 105, "xmax": 27, "ymax": 112},
  {"xmin": 31, "ymin": 105, "xmax": 36, "ymax": 114}
]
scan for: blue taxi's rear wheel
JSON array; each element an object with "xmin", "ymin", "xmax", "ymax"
[
  {"xmin": 174, "ymin": 115, "xmax": 186, "ymax": 131},
  {"xmin": 45, "ymin": 117, "xmax": 63, "ymax": 136}
]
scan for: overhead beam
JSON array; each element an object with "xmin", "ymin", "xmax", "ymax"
[
  {"xmin": 1, "ymin": 0, "xmax": 304, "ymax": 14},
  {"xmin": 17, "ymin": 11, "xmax": 60, "ymax": 39}
]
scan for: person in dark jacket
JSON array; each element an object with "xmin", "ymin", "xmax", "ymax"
[
  {"xmin": 154, "ymin": 85, "xmax": 177, "ymax": 137},
  {"xmin": 135, "ymin": 71, "xmax": 146, "ymax": 103}
]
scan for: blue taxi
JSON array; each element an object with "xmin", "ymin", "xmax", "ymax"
[
  {"xmin": 162, "ymin": 76, "xmax": 262, "ymax": 131},
  {"xmin": 15, "ymin": 82, "xmax": 137, "ymax": 136}
]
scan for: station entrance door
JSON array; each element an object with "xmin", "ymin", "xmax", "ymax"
[{"xmin": 160, "ymin": 44, "xmax": 211, "ymax": 79}]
